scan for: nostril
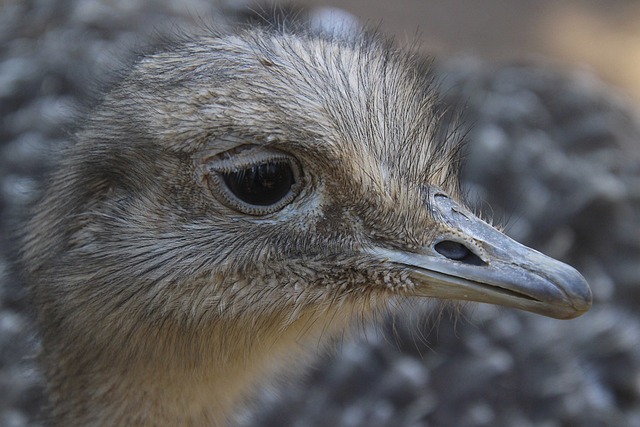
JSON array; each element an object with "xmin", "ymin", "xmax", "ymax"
[
  {"xmin": 434, "ymin": 241, "xmax": 486, "ymax": 266},
  {"xmin": 435, "ymin": 241, "xmax": 467, "ymax": 259}
]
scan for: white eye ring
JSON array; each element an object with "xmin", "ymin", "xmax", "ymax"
[{"xmin": 204, "ymin": 146, "xmax": 303, "ymax": 216}]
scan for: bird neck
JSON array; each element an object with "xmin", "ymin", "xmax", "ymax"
[{"xmin": 45, "ymin": 309, "xmax": 349, "ymax": 426}]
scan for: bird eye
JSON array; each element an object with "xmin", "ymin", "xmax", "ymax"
[
  {"xmin": 222, "ymin": 161, "xmax": 296, "ymax": 207},
  {"xmin": 205, "ymin": 147, "xmax": 303, "ymax": 215}
]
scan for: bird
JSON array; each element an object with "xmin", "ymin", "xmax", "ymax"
[{"xmin": 19, "ymin": 26, "xmax": 592, "ymax": 427}]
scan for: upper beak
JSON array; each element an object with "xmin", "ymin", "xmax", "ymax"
[{"xmin": 368, "ymin": 189, "xmax": 592, "ymax": 319}]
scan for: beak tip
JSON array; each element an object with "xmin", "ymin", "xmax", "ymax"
[
  {"xmin": 554, "ymin": 264, "xmax": 593, "ymax": 319},
  {"xmin": 568, "ymin": 284, "xmax": 593, "ymax": 319}
]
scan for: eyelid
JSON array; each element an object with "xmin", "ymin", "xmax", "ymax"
[{"xmin": 207, "ymin": 146, "xmax": 294, "ymax": 173}]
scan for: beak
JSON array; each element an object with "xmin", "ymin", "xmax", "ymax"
[{"xmin": 368, "ymin": 190, "xmax": 592, "ymax": 319}]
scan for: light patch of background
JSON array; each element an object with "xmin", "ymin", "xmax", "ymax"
[{"xmin": 262, "ymin": 0, "xmax": 640, "ymax": 102}]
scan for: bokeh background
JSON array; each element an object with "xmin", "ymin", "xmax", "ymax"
[
  {"xmin": 296, "ymin": 0, "xmax": 640, "ymax": 102},
  {"xmin": 1, "ymin": 1, "xmax": 639, "ymax": 426}
]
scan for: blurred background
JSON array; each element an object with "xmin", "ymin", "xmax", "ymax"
[
  {"xmin": 271, "ymin": 0, "xmax": 640, "ymax": 101},
  {"xmin": 1, "ymin": 0, "xmax": 639, "ymax": 426}
]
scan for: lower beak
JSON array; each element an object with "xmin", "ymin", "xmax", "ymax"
[{"xmin": 368, "ymin": 190, "xmax": 592, "ymax": 319}]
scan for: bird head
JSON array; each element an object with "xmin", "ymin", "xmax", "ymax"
[{"xmin": 25, "ymin": 29, "xmax": 591, "ymax": 359}]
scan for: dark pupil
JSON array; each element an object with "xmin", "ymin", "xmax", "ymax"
[{"xmin": 222, "ymin": 161, "xmax": 294, "ymax": 206}]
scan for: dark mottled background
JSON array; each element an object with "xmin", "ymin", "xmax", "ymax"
[{"xmin": 1, "ymin": 1, "xmax": 639, "ymax": 426}]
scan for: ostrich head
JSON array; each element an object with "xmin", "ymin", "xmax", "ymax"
[{"xmin": 21, "ymin": 28, "xmax": 591, "ymax": 426}]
